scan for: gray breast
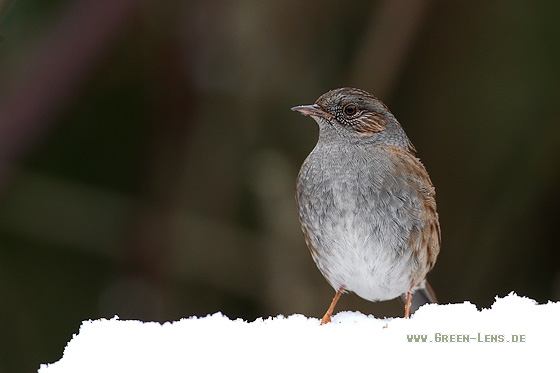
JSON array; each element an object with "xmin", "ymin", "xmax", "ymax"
[{"xmin": 296, "ymin": 145, "xmax": 424, "ymax": 301}]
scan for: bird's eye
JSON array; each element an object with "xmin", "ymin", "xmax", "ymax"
[{"xmin": 343, "ymin": 104, "xmax": 358, "ymax": 117}]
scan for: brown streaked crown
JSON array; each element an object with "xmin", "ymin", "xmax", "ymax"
[{"xmin": 314, "ymin": 88, "xmax": 391, "ymax": 135}]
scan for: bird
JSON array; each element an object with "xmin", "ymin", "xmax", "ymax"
[{"xmin": 291, "ymin": 87, "xmax": 440, "ymax": 324}]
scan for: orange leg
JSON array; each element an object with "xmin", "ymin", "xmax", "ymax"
[
  {"xmin": 404, "ymin": 290, "xmax": 412, "ymax": 318},
  {"xmin": 320, "ymin": 288, "xmax": 343, "ymax": 325}
]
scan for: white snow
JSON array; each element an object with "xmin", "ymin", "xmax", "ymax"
[{"xmin": 38, "ymin": 293, "xmax": 558, "ymax": 372}]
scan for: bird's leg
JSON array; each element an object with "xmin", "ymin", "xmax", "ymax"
[
  {"xmin": 404, "ymin": 290, "xmax": 412, "ymax": 318},
  {"xmin": 320, "ymin": 288, "xmax": 343, "ymax": 325}
]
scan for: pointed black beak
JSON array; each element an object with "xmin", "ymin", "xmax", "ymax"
[{"xmin": 291, "ymin": 104, "xmax": 333, "ymax": 119}]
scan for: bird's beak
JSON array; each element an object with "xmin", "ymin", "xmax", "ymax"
[{"xmin": 291, "ymin": 104, "xmax": 333, "ymax": 119}]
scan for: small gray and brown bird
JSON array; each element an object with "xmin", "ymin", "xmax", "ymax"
[{"xmin": 292, "ymin": 88, "xmax": 440, "ymax": 324}]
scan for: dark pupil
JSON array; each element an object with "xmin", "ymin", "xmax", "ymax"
[{"xmin": 344, "ymin": 104, "xmax": 357, "ymax": 116}]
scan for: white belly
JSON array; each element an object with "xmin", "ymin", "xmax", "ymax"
[{"xmin": 310, "ymin": 216, "xmax": 415, "ymax": 301}]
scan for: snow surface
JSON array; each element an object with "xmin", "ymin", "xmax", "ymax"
[{"xmin": 39, "ymin": 293, "xmax": 558, "ymax": 372}]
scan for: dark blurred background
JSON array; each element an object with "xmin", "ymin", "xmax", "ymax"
[{"xmin": 1, "ymin": 0, "xmax": 560, "ymax": 371}]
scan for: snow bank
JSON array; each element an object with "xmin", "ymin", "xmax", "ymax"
[{"xmin": 39, "ymin": 293, "xmax": 558, "ymax": 372}]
